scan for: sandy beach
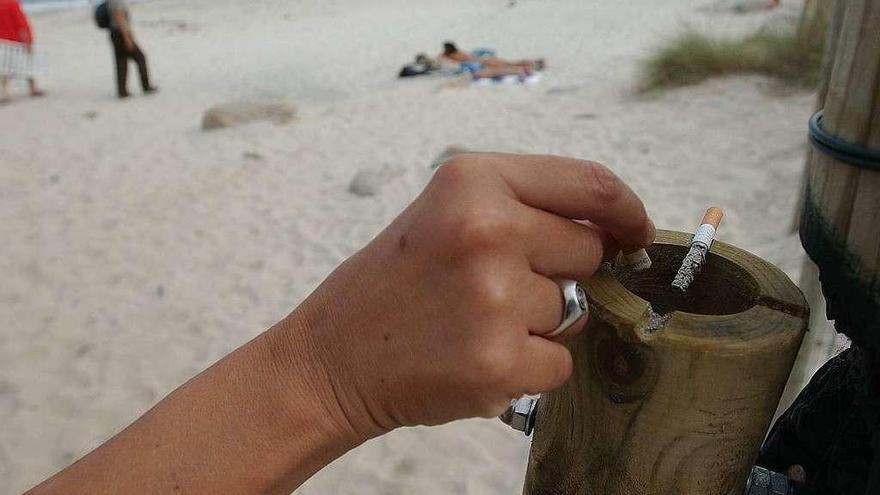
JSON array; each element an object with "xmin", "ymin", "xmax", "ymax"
[{"xmin": 0, "ymin": 0, "xmax": 820, "ymax": 493}]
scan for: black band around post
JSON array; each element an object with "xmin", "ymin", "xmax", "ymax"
[{"xmin": 808, "ymin": 110, "xmax": 880, "ymax": 171}]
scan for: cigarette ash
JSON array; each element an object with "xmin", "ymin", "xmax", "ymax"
[
  {"xmin": 672, "ymin": 243, "xmax": 709, "ymax": 292},
  {"xmin": 644, "ymin": 305, "xmax": 672, "ymax": 335},
  {"xmin": 612, "ymin": 256, "xmax": 673, "ymax": 335}
]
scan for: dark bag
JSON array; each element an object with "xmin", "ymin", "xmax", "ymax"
[
  {"xmin": 398, "ymin": 64, "xmax": 430, "ymax": 78},
  {"xmin": 95, "ymin": 2, "xmax": 111, "ymax": 29}
]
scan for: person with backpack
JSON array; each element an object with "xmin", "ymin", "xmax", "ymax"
[
  {"xmin": 0, "ymin": 0, "xmax": 45, "ymax": 103},
  {"xmin": 96, "ymin": 0, "xmax": 157, "ymax": 99}
]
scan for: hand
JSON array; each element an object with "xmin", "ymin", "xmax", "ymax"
[
  {"xmin": 124, "ymin": 36, "xmax": 135, "ymax": 52},
  {"xmin": 282, "ymin": 153, "xmax": 655, "ymax": 441},
  {"xmin": 23, "ymin": 153, "xmax": 654, "ymax": 495}
]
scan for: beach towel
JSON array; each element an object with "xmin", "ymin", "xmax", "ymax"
[
  {"xmin": 473, "ymin": 73, "xmax": 542, "ymax": 86},
  {"xmin": 470, "ymin": 48, "xmax": 496, "ymax": 58}
]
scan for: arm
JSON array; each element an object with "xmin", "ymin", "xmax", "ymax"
[
  {"xmin": 27, "ymin": 153, "xmax": 654, "ymax": 495},
  {"xmin": 26, "ymin": 319, "xmax": 360, "ymax": 495}
]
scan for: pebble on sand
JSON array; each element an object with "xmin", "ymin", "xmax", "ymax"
[
  {"xmin": 201, "ymin": 100, "xmax": 296, "ymax": 130},
  {"xmin": 243, "ymin": 150, "xmax": 264, "ymax": 161},
  {"xmin": 349, "ymin": 164, "xmax": 405, "ymax": 197}
]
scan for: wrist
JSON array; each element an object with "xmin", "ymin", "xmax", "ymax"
[
  {"xmin": 206, "ymin": 315, "xmax": 366, "ymax": 490},
  {"xmin": 269, "ymin": 294, "xmax": 394, "ymax": 441},
  {"xmin": 261, "ymin": 308, "xmax": 381, "ymax": 447}
]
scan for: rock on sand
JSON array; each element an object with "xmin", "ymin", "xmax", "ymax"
[
  {"xmin": 349, "ymin": 164, "xmax": 406, "ymax": 197},
  {"xmin": 201, "ymin": 100, "xmax": 296, "ymax": 130}
]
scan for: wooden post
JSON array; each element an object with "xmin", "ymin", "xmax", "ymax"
[
  {"xmin": 812, "ymin": 0, "xmax": 846, "ymax": 109},
  {"xmin": 523, "ymin": 231, "xmax": 808, "ymax": 495},
  {"xmin": 781, "ymin": 0, "xmax": 846, "ymax": 415},
  {"xmin": 797, "ymin": 0, "xmax": 835, "ymax": 47},
  {"xmin": 800, "ymin": 0, "xmax": 880, "ymax": 350},
  {"xmin": 792, "ymin": 1, "xmax": 880, "ymax": 489}
]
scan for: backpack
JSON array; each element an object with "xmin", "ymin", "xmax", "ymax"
[
  {"xmin": 95, "ymin": 2, "xmax": 111, "ymax": 29},
  {"xmin": 398, "ymin": 64, "xmax": 430, "ymax": 78}
]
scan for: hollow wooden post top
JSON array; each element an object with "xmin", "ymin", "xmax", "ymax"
[{"xmin": 590, "ymin": 230, "xmax": 809, "ymax": 352}]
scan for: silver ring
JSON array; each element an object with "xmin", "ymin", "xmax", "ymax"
[{"xmin": 547, "ymin": 279, "xmax": 588, "ymax": 337}]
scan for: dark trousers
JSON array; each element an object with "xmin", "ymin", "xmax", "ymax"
[{"xmin": 110, "ymin": 29, "xmax": 151, "ymax": 96}]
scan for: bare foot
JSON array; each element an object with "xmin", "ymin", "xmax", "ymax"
[{"xmin": 30, "ymin": 89, "xmax": 46, "ymax": 98}]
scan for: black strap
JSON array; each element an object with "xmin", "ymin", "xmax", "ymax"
[{"xmin": 808, "ymin": 110, "xmax": 880, "ymax": 171}]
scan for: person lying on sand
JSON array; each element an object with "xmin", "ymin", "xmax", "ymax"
[
  {"xmin": 400, "ymin": 44, "xmax": 545, "ymax": 80},
  {"xmin": 25, "ymin": 153, "xmax": 655, "ymax": 495},
  {"xmin": 401, "ymin": 51, "xmax": 534, "ymax": 81},
  {"xmin": 440, "ymin": 41, "xmax": 545, "ymax": 73}
]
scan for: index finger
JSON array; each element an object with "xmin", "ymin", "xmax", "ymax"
[{"xmin": 481, "ymin": 153, "xmax": 655, "ymax": 251}]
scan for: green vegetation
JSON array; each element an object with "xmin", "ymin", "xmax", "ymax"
[{"xmin": 639, "ymin": 29, "xmax": 825, "ymax": 92}]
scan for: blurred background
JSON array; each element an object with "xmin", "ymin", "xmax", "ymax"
[{"xmin": 0, "ymin": 0, "xmax": 844, "ymax": 493}]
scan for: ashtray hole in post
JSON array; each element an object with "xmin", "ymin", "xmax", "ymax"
[{"xmin": 613, "ymin": 244, "xmax": 759, "ymax": 316}]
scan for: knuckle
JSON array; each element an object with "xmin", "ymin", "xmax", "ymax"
[
  {"xmin": 469, "ymin": 272, "xmax": 517, "ymax": 315},
  {"xmin": 469, "ymin": 343, "xmax": 518, "ymax": 384},
  {"xmin": 446, "ymin": 152, "xmax": 483, "ymax": 167},
  {"xmin": 453, "ymin": 206, "xmax": 517, "ymax": 253},
  {"xmin": 432, "ymin": 153, "xmax": 480, "ymax": 184},
  {"xmin": 578, "ymin": 161, "xmax": 623, "ymax": 205},
  {"xmin": 430, "ymin": 158, "xmax": 467, "ymax": 191}
]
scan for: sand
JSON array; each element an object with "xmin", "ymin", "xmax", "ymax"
[{"xmin": 0, "ymin": 0, "xmax": 818, "ymax": 493}]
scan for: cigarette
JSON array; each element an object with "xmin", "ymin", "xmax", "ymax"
[
  {"xmin": 692, "ymin": 207, "xmax": 723, "ymax": 250},
  {"xmin": 702, "ymin": 207, "xmax": 724, "ymax": 228},
  {"xmin": 672, "ymin": 207, "xmax": 724, "ymax": 292},
  {"xmin": 623, "ymin": 248, "xmax": 652, "ymax": 272}
]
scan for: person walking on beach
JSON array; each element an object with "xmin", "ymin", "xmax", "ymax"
[
  {"xmin": 104, "ymin": 0, "xmax": 156, "ymax": 98},
  {"xmin": 0, "ymin": 0, "xmax": 44, "ymax": 104}
]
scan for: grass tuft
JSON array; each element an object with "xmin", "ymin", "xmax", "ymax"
[{"xmin": 639, "ymin": 29, "xmax": 824, "ymax": 92}]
